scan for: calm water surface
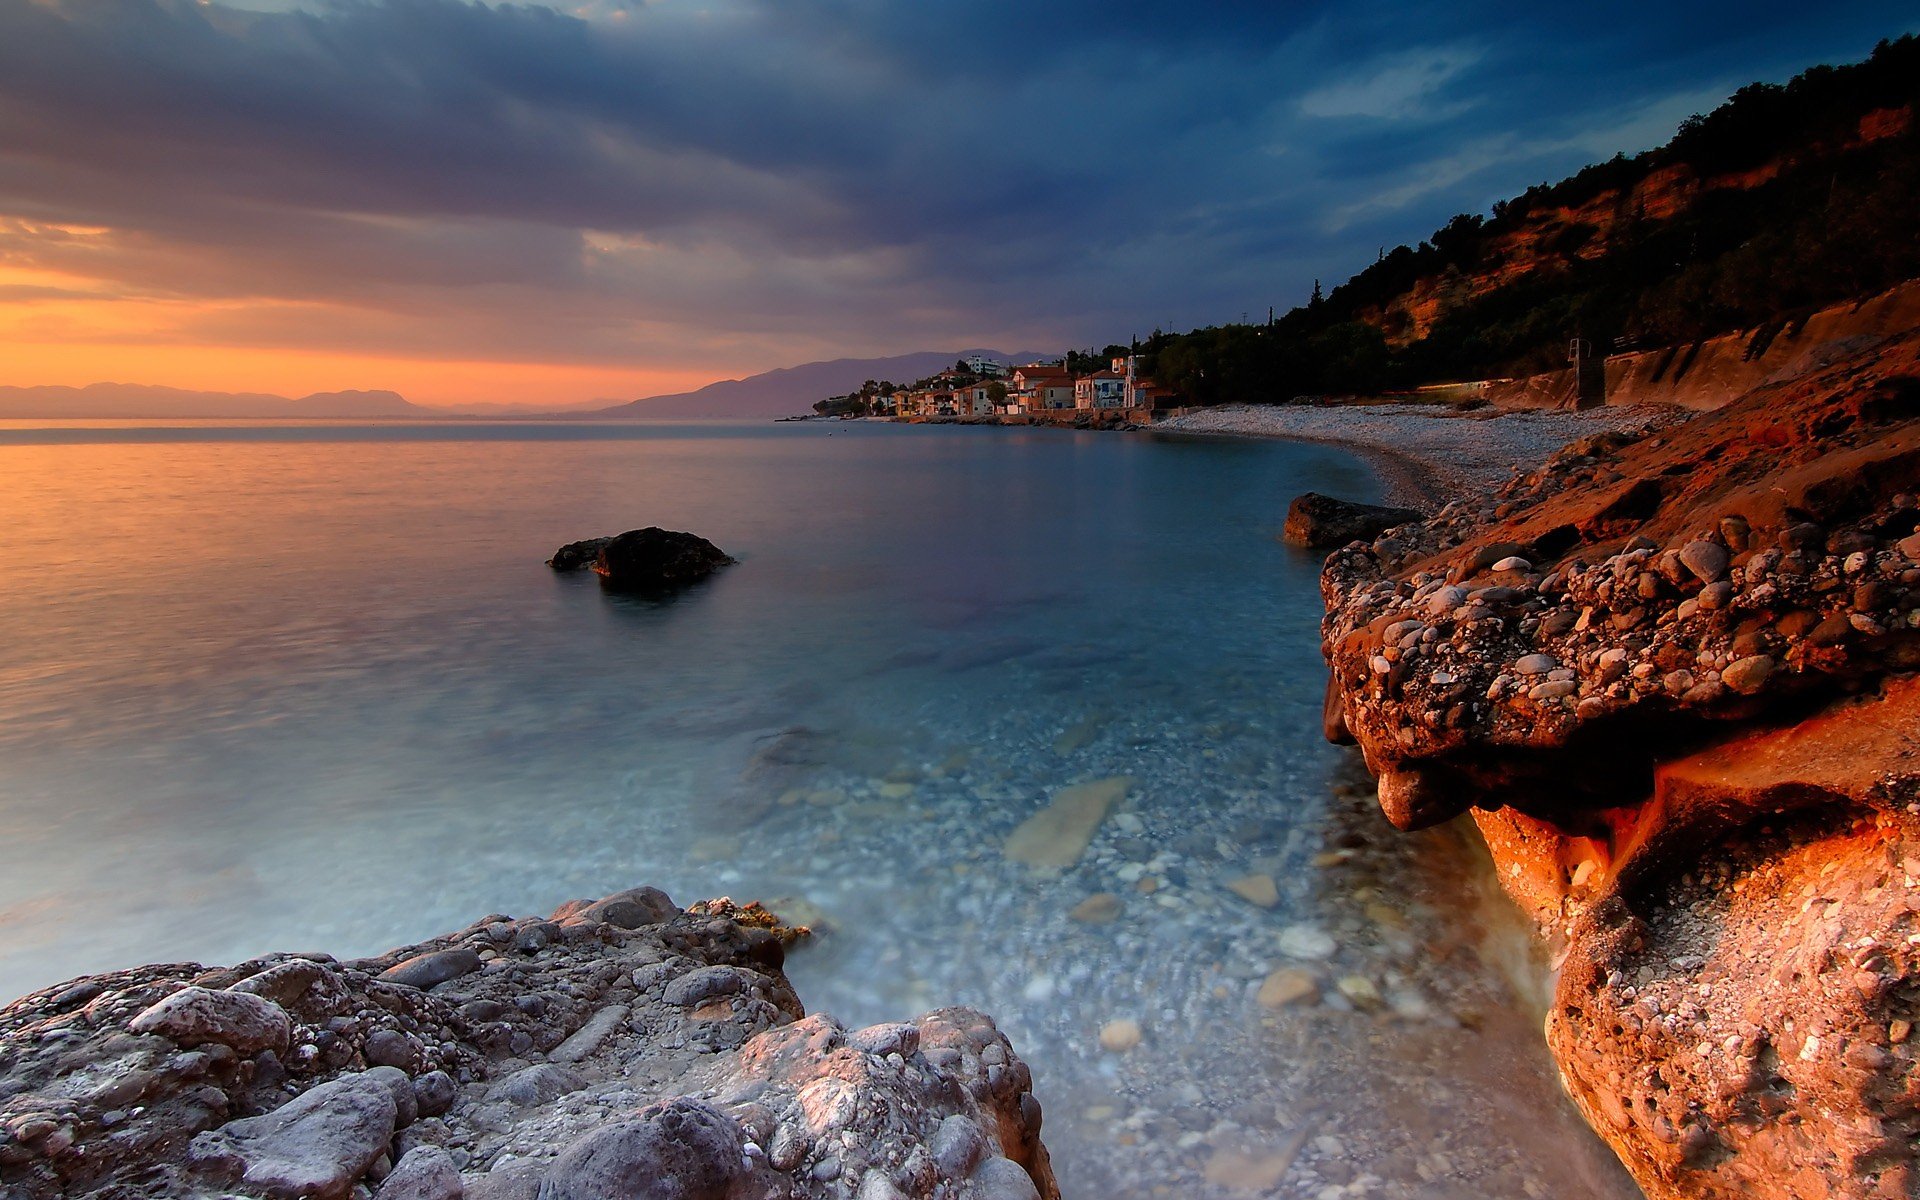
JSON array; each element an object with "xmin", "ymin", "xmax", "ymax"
[{"xmin": 0, "ymin": 420, "xmax": 1634, "ymax": 1198}]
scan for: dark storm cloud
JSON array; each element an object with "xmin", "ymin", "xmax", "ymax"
[{"xmin": 0, "ymin": 0, "xmax": 1912, "ymax": 366}]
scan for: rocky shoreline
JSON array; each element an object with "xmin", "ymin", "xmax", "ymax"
[
  {"xmin": 0, "ymin": 887, "xmax": 1055, "ymax": 1200},
  {"xmin": 1313, "ymin": 332, "xmax": 1920, "ymax": 1198}
]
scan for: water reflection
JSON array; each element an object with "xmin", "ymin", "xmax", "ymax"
[{"xmin": 0, "ymin": 420, "xmax": 1632, "ymax": 1197}]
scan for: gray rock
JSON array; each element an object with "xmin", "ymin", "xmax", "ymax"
[
  {"xmin": 930, "ymin": 1115, "xmax": 985, "ymax": 1180},
  {"xmin": 376, "ymin": 1146, "xmax": 463, "ymax": 1200},
  {"xmin": 487, "ymin": 1064, "xmax": 584, "ymax": 1108},
  {"xmin": 846, "ymin": 1023, "xmax": 919, "ymax": 1059},
  {"xmin": 661, "ymin": 965, "xmax": 752, "ymax": 1008},
  {"xmin": 1679, "ymin": 540, "xmax": 1730, "ymax": 584},
  {"xmin": 231, "ymin": 960, "xmax": 334, "ymax": 1009},
  {"xmin": 188, "ymin": 1067, "xmax": 408, "ymax": 1200},
  {"xmin": 968, "ymin": 1157, "xmax": 1042, "ymax": 1200},
  {"xmin": 548, "ymin": 1005, "xmax": 630, "ymax": 1065},
  {"xmin": 572, "ymin": 888, "xmax": 679, "ymax": 930},
  {"xmin": 540, "ymin": 1098, "xmax": 743, "ymax": 1200},
  {"xmin": 413, "ymin": 1070, "xmax": 459, "ymax": 1119},
  {"xmin": 379, "ymin": 950, "xmax": 482, "ymax": 991},
  {"xmin": 365, "ymin": 1029, "xmax": 423, "ymax": 1072},
  {"xmin": 129, "ymin": 986, "xmax": 291, "ymax": 1056},
  {"xmin": 462, "ymin": 1160, "xmax": 544, "ymax": 1200}
]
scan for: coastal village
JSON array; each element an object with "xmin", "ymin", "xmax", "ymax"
[{"xmin": 815, "ymin": 354, "xmax": 1182, "ymax": 424}]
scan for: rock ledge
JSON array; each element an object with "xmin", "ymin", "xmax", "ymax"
[{"xmin": 0, "ymin": 887, "xmax": 1055, "ymax": 1200}]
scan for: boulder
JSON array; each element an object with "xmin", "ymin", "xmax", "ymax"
[
  {"xmin": 129, "ymin": 986, "xmax": 291, "ymax": 1056},
  {"xmin": 378, "ymin": 949, "xmax": 481, "ymax": 991},
  {"xmin": 188, "ymin": 1067, "xmax": 410, "ymax": 1199},
  {"xmin": 539, "ymin": 1098, "xmax": 743, "ymax": 1200},
  {"xmin": 1282, "ymin": 492, "xmax": 1424, "ymax": 549},
  {"xmin": 590, "ymin": 528, "xmax": 735, "ymax": 593},
  {"xmin": 375, "ymin": 1146, "xmax": 463, "ymax": 1200}
]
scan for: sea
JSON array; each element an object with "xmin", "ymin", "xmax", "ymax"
[{"xmin": 0, "ymin": 419, "xmax": 1637, "ymax": 1198}]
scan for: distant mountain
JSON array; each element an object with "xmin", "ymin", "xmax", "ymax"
[
  {"xmin": 590, "ymin": 349, "xmax": 1049, "ymax": 418},
  {"xmin": 0, "ymin": 383, "xmax": 429, "ymax": 419}
]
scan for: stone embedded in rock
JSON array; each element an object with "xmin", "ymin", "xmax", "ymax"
[
  {"xmin": 1282, "ymin": 492, "xmax": 1425, "ymax": 550},
  {"xmin": 378, "ymin": 949, "xmax": 481, "ymax": 991},
  {"xmin": 968, "ymin": 1156, "xmax": 1044, "ymax": 1200},
  {"xmin": 129, "ymin": 986, "xmax": 291, "ymax": 1056},
  {"xmin": 188, "ymin": 1067, "xmax": 409, "ymax": 1200},
  {"xmin": 374, "ymin": 1145, "xmax": 462, "ymax": 1200},
  {"xmin": 1678, "ymin": 540, "xmax": 1730, "ymax": 583},
  {"xmin": 1003, "ymin": 777, "xmax": 1131, "ymax": 868},
  {"xmin": 661, "ymin": 965, "xmax": 753, "ymax": 1008},
  {"xmin": 541, "ymin": 1098, "xmax": 744, "ymax": 1200},
  {"xmin": 590, "ymin": 527, "xmax": 735, "ymax": 594},
  {"xmin": 572, "ymin": 886, "xmax": 679, "ymax": 929},
  {"xmin": 847, "ymin": 1022, "xmax": 920, "ymax": 1059},
  {"xmin": 1721, "ymin": 654, "xmax": 1776, "ymax": 694}
]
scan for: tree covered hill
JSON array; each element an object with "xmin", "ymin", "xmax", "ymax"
[{"xmin": 1138, "ymin": 34, "xmax": 1920, "ymax": 405}]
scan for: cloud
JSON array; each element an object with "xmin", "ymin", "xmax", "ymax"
[
  {"xmin": 1299, "ymin": 44, "xmax": 1483, "ymax": 120},
  {"xmin": 0, "ymin": 0, "xmax": 1912, "ymax": 400}
]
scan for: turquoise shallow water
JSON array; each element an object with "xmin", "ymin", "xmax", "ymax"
[{"xmin": 0, "ymin": 419, "xmax": 1634, "ymax": 1198}]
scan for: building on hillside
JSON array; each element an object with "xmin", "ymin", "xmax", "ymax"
[{"xmin": 963, "ymin": 355, "xmax": 1006, "ymax": 377}]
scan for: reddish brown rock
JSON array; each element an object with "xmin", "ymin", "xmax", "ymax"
[{"xmin": 1317, "ymin": 332, "xmax": 1920, "ymax": 1199}]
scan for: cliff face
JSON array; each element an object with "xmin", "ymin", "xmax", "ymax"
[
  {"xmin": 1482, "ymin": 280, "xmax": 1920, "ymax": 412},
  {"xmin": 1317, "ymin": 334, "xmax": 1920, "ymax": 1198},
  {"xmin": 1353, "ymin": 104, "xmax": 1915, "ymax": 348}
]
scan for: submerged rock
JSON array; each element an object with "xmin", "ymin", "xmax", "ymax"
[{"xmin": 0, "ymin": 888, "xmax": 1056, "ymax": 1200}]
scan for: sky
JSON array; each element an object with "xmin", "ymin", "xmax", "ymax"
[{"xmin": 0, "ymin": 0, "xmax": 1913, "ymax": 407}]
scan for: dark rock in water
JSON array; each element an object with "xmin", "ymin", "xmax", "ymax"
[
  {"xmin": 1282, "ymin": 492, "xmax": 1425, "ymax": 549},
  {"xmin": 546, "ymin": 536, "xmax": 614, "ymax": 571},
  {"xmin": 592, "ymin": 528, "xmax": 735, "ymax": 593}
]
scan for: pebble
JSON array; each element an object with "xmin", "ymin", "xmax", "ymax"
[
  {"xmin": 1098, "ymin": 1019, "xmax": 1143, "ymax": 1053},
  {"xmin": 1226, "ymin": 874, "xmax": 1281, "ymax": 909},
  {"xmin": 1069, "ymin": 893, "xmax": 1122, "ymax": 924},
  {"xmin": 1277, "ymin": 925, "xmax": 1337, "ymax": 960},
  {"xmin": 1256, "ymin": 969, "xmax": 1319, "ymax": 1009}
]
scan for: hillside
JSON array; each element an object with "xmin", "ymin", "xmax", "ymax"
[
  {"xmin": 593, "ymin": 349, "xmax": 1038, "ymax": 418},
  {"xmin": 0, "ymin": 384, "xmax": 427, "ymax": 420},
  {"xmin": 1139, "ymin": 34, "xmax": 1920, "ymax": 404}
]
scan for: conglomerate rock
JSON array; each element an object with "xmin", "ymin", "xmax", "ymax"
[
  {"xmin": 0, "ymin": 888, "xmax": 1055, "ymax": 1200},
  {"xmin": 1316, "ymin": 331, "xmax": 1920, "ymax": 1199}
]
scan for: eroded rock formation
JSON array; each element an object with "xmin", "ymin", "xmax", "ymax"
[
  {"xmin": 0, "ymin": 888, "xmax": 1055, "ymax": 1200},
  {"xmin": 1317, "ymin": 332, "xmax": 1920, "ymax": 1198}
]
